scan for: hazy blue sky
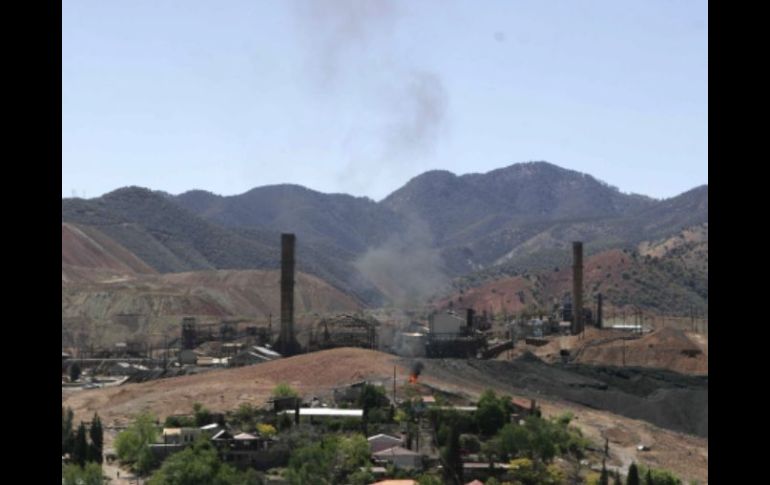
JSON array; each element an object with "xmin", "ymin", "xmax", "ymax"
[{"xmin": 63, "ymin": 0, "xmax": 707, "ymax": 201}]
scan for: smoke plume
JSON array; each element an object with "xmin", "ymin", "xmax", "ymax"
[
  {"xmin": 354, "ymin": 216, "xmax": 449, "ymax": 308},
  {"xmin": 290, "ymin": 0, "xmax": 449, "ymax": 195}
]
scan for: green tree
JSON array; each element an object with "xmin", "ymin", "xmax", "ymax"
[
  {"xmin": 476, "ymin": 389, "xmax": 508, "ymax": 437},
  {"xmin": 284, "ymin": 434, "xmax": 370, "ymax": 485},
  {"xmin": 62, "ymin": 462, "xmax": 104, "ymax": 485},
  {"xmin": 600, "ymin": 464, "xmax": 610, "ymax": 485},
  {"xmin": 62, "ymin": 407, "xmax": 74, "ymax": 455},
  {"xmin": 88, "ymin": 413, "xmax": 103, "ymax": 464},
  {"xmin": 442, "ymin": 425, "xmax": 463, "ymax": 485},
  {"xmin": 114, "ymin": 411, "xmax": 159, "ymax": 474},
  {"xmin": 497, "ymin": 423, "xmax": 530, "ymax": 460},
  {"xmin": 614, "ymin": 470, "xmax": 623, "ymax": 485},
  {"xmin": 193, "ymin": 402, "xmax": 213, "ymax": 426},
  {"xmin": 272, "ymin": 382, "xmax": 299, "ymax": 398},
  {"xmin": 627, "ymin": 463, "xmax": 640, "ymax": 485},
  {"xmin": 69, "ymin": 362, "xmax": 81, "ymax": 382},
  {"xmin": 645, "ymin": 469, "xmax": 654, "ymax": 485},
  {"xmin": 73, "ymin": 422, "xmax": 88, "ymax": 467},
  {"xmin": 418, "ymin": 473, "xmax": 444, "ymax": 485},
  {"xmin": 147, "ymin": 438, "xmax": 261, "ymax": 485}
]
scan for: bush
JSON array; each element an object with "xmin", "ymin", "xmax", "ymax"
[
  {"xmin": 459, "ymin": 433, "xmax": 481, "ymax": 453},
  {"xmin": 272, "ymin": 383, "xmax": 299, "ymax": 398},
  {"xmin": 476, "ymin": 389, "xmax": 509, "ymax": 437},
  {"xmin": 114, "ymin": 412, "xmax": 159, "ymax": 474},
  {"xmin": 164, "ymin": 415, "xmax": 195, "ymax": 428},
  {"xmin": 284, "ymin": 434, "xmax": 370, "ymax": 485},
  {"xmin": 147, "ymin": 438, "xmax": 261, "ymax": 485},
  {"xmin": 62, "ymin": 463, "xmax": 103, "ymax": 485}
]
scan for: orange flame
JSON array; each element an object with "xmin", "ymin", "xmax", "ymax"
[{"xmin": 409, "ymin": 374, "xmax": 418, "ymax": 384}]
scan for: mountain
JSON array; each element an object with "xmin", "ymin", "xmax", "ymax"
[
  {"xmin": 438, "ymin": 224, "xmax": 708, "ymax": 317},
  {"xmin": 382, "ymin": 162, "xmax": 656, "ymax": 244},
  {"xmin": 61, "ymin": 187, "xmax": 385, "ymax": 305},
  {"xmin": 62, "ymin": 162, "xmax": 707, "ymax": 314},
  {"xmin": 175, "ymin": 185, "xmax": 405, "ymax": 255}
]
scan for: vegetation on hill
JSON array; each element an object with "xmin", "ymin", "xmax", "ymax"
[{"xmin": 62, "ymin": 162, "xmax": 707, "ymax": 313}]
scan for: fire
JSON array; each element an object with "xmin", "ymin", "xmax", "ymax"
[{"xmin": 409, "ymin": 374, "xmax": 419, "ymax": 384}]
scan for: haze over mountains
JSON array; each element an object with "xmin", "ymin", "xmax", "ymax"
[{"xmin": 62, "ymin": 161, "xmax": 708, "ymax": 315}]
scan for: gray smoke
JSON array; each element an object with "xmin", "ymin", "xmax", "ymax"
[
  {"xmin": 354, "ymin": 216, "xmax": 449, "ymax": 309},
  {"xmin": 290, "ymin": 0, "xmax": 449, "ymax": 193},
  {"xmin": 290, "ymin": 0, "xmax": 399, "ymax": 86}
]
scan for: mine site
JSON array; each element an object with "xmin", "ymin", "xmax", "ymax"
[{"xmin": 62, "ymin": 2, "xmax": 707, "ymax": 484}]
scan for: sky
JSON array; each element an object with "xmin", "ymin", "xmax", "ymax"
[{"xmin": 62, "ymin": 0, "xmax": 707, "ymax": 201}]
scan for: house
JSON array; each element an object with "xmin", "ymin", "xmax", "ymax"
[
  {"xmin": 333, "ymin": 380, "xmax": 368, "ymax": 403},
  {"xmin": 162, "ymin": 427, "xmax": 201, "ymax": 445},
  {"xmin": 510, "ymin": 397, "xmax": 537, "ymax": 418},
  {"xmin": 212, "ymin": 429, "xmax": 277, "ymax": 470},
  {"xmin": 372, "ymin": 446, "xmax": 422, "ymax": 469},
  {"xmin": 200, "ymin": 423, "xmax": 223, "ymax": 437},
  {"xmin": 369, "ymin": 481, "xmax": 417, "ymax": 485},
  {"xmin": 278, "ymin": 408, "xmax": 364, "ymax": 424},
  {"xmin": 268, "ymin": 396, "xmax": 300, "ymax": 413},
  {"xmin": 368, "ymin": 433, "xmax": 403, "ymax": 453}
]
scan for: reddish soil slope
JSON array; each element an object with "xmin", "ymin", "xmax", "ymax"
[{"xmin": 62, "ymin": 223, "xmax": 157, "ymax": 277}]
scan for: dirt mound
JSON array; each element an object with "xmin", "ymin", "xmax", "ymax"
[
  {"xmin": 62, "ymin": 268, "xmax": 364, "ymax": 345},
  {"xmin": 62, "ymin": 348, "xmax": 405, "ymax": 426},
  {"xmin": 62, "ymin": 223, "xmax": 157, "ymax": 276},
  {"xmin": 574, "ymin": 328, "xmax": 707, "ymax": 374}
]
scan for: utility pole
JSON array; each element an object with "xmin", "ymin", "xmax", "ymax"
[{"xmin": 393, "ymin": 366, "xmax": 397, "ymax": 404}]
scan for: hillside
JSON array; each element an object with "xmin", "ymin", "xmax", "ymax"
[
  {"xmin": 62, "ymin": 190, "xmax": 385, "ymax": 306},
  {"xmin": 62, "ymin": 269, "xmax": 363, "ymax": 347},
  {"xmin": 175, "ymin": 185, "xmax": 406, "ymax": 255},
  {"xmin": 62, "ymin": 347, "xmax": 708, "ymax": 483},
  {"xmin": 62, "ymin": 162, "xmax": 707, "ymax": 311},
  {"xmin": 62, "ymin": 223, "xmax": 157, "ymax": 277},
  {"xmin": 440, "ymin": 225, "xmax": 708, "ymax": 316}
]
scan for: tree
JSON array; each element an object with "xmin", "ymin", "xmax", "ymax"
[
  {"xmin": 147, "ymin": 438, "xmax": 261, "ymax": 485},
  {"xmin": 418, "ymin": 473, "xmax": 444, "ymax": 485},
  {"xmin": 62, "ymin": 462, "xmax": 104, "ymax": 485},
  {"xmin": 476, "ymin": 389, "xmax": 508, "ymax": 437},
  {"xmin": 73, "ymin": 422, "xmax": 88, "ymax": 467},
  {"xmin": 284, "ymin": 434, "xmax": 371, "ymax": 485},
  {"xmin": 62, "ymin": 407, "xmax": 74, "ymax": 456},
  {"xmin": 69, "ymin": 362, "xmax": 81, "ymax": 382},
  {"xmin": 88, "ymin": 413, "xmax": 103, "ymax": 464},
  {"xmin": 600, "ymin": 464, "xmax": 610, "ymax": 485},
  {"xmin": 645, "ymin": 469, "xmax": 654, "ymax": 485},
  {"xmin": 442, "ymin": 425, "xmax": 463, "ymax": 485},
  {"xmin": 272, "ymin": 383, "xmax": 299, "ymax": 398},
  {"xmin": 257, "ymin": 423, "xmax": 277, "ymax": 438},
  {"xmin": 627, "ymin": 463, "xmax": 640, "ymax": 485},
  {"xmin": 614, "ymin": 471, "xmax": 623, "ymax": 485},
  {"xmin": 193, "ymin": 402, "xmax": 213, "ymax": 426},
  {"xmin": 115, "ymin": 412, "xmax": 159, "ymax": 474}
]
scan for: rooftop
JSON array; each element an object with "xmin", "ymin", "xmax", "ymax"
[
  {"xmin": 372, "ymin": 446, "xmax": 421, "ymax": 457},
  {"xmin": 279, "ymin": 408, "xmax": 364, "ymax": 417}
]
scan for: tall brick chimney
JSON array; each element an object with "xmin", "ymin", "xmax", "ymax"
[
  {"xmin": 275, "ymin": 233, "xmax": 300, "ymax": 355},
  {"xmin": 572, "ymin": 241, "xmax": 584, "ymax": 335}
]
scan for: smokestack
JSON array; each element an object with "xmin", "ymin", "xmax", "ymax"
[
  {"xmin": 572, "ymin": 241, "xmax": 583, "ymax": 335},
  {"xmin": 466, "ymin": 308, "xmax": 475, "ymax": 329},
  {"xmin": 596, "ymin": 293, "xmax": 603, "ymax": 329},
  {"xmin": 275, "ymin": 233, "xmax": 301, "ymax": 355}
]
